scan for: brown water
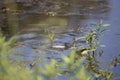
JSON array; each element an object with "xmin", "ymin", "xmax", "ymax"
[{"xmin": 1, "ymin": 0, "xmax": 120, "ymax": 79}]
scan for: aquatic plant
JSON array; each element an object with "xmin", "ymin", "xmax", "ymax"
[
  {"xmin": 74, "ymin": 20, "xmax": 112, "ymax": 80},
  {"xmin": 110, "ymin": 56, "xmax": 120, "ymax": 67},
  {"xmin": 44, "ymin": 29, "xmax": 55, "ymax": 44},
  {"xmin": 85, "ymin": 20, "xmax": 112, "ymax": 80},
  {"xmin": 0, "ymin": 20, "xmax": 113, "ymax": 80},
  {"xmin": 0, "ymin": 32, "xmax": 92, "ymax": 80}
]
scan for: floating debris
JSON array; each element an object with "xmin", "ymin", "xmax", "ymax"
[{"xmin": 52, "ymin": 45, "xmax": 65, "ymax": 49}]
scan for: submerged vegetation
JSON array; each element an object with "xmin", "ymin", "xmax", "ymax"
[{"xmin": 0, "ymin": 21, "xmax": 115, "ymax": 80}]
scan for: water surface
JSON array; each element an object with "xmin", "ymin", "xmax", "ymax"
[{"xmin": 1, "ymin": 0, "xmax": 120, "ymax": 79}]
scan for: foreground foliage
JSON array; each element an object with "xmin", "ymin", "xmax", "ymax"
[
  {"xmin": 0, "ymin": 34, "xmax": 92, "ymax": 80},
  {"xmin": 0, "ymin": 21, "xmax": 112, "ymax": 80}
]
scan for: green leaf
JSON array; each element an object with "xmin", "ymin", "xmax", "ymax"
[
  {"xmin": 63, "ymin": 56, "xmax": 70, "ymax": 63},
  {"xmin": 90, "ymin": 23, "xmax": 97, "ymax": 27},
  {"xmin": 102, "ymin": 24, "xmax": 110, "ymax": 27}
]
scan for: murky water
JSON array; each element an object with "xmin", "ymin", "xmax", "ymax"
[{"xmin": 1, "ymin": 0, "xmax": 120, "ymax": 79}]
